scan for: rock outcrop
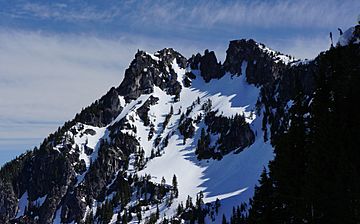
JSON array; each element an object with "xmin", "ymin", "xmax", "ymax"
[{"xmin": 117, "ymin": 48, "xmax": 186, "ymax": 102}]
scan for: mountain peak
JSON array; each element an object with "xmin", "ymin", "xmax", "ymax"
[{"xmin": 117, "ymin": 49, "xmax": 185, "ymax": 102}]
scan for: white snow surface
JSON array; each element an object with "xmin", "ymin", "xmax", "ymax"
[
  {"xmin": 47, "ymin": 57, "xmax": 274, "ymax": 223},
  {"xmin": 72, "ymin": 123, "xmax": 108, "ymax": 186},
  {"xmin": 16, "ymin": 191, "xmax": 28, "ymax": 218},
  {"xmin": 134, "ymin": 60, "xmax": 274, "ymax": 222},
  {"xmin": 53, "ymin": 206, "xmax": 62, "ymax": 224},
  {"xmin": 338, "ymin": 26, "xmax": 359, "ymax": 46},
  {"xmin": 256, "ymin": 42, "xmax": 296, "ymax": 64},
  {"xmin": 146, "ymin": 51, "xmax": 160, "ymax": 61},
  {"xmin": 33, "ymin": 195, "xmax": 47, "ymax": 207}
]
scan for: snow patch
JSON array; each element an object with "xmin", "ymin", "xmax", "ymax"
[
  {"xmin": 145, "ymin": 52, "xmax": 159, "ymax": 61},
  {"xmin": 33, "ymin": 195, "xmax": 47, "ymax": 207},
  {"xmin": 256, "ymin": 42, "xmax": 296, "ymax": 64},
  {"xmin": 338, "ymin": 26, "xmax": 357, "ymax": 46},
  {"xmin": 53, "ymin": 206, "xmax": 62, "ymax": 224},
  {"xmin": 72, "ymin": 124, "xmax": 107, "ymax": 186},
  {"xmin": 16, "ymin": 191, "xmax": 28, "ymax": 218}
]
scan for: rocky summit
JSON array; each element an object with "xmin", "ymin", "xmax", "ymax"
[{"xmin": 0, "ymin": 22, "xmax": 360, "ymax": 224}]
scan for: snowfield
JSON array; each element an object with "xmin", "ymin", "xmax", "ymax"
[
  {"xmin": 48, "ymin": 57, "xmax": 275, "ymax": 223},
  {"xmin": 134, "ymin": 59, "xmax": 274, "ymax": 223}
]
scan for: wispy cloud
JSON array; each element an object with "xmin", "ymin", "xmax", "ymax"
[
  {"xmin": 112, "ymin": 0, "xmax": 359, "ymax": 30},
  {"xmin": 0, "ymin": 31, "xmax": 124, "ymax": 142},
  {"xmin": 0, "ymin": 28, "xmax": 208, "ymax": 151},
  {"xmin": 4, "ymin": 0, "xmax": 358, "ymax": 30},
  {"xmin": 185, "ymin": 0, "xmax": 358, "ymax": 29},
  {"xmin": 15, "ymin": 2, "xmax": 122, "ymax": 22}
]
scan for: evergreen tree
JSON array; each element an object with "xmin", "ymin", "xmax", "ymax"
[
  {"xmin": 177, "ymin": 202, "xmax": 184, "ymax": 215},
  {"xmin": 136, "ymin": 206, "xmax": 142, "ymax": 222},
  {"xmin": 84, "ymin": 210, "xmax": 94, "ymax": 224},
  {"xmin": 222, "ymin": 214, "xmax": 227, "ymax": 224},
  {"xmin": 156, "ymin": 204, "xmax": 160, "ymax": 220},
  {"xmin": 247, "ymin": 43, "xmax": 360, "ymax": 223},
  {"xmin": 172, "ymin": 174, "xmax": 178, "ymax": 197},
  {"xmin": 215, "ymin": 198, "xmax": 220, "ymax": 214},
  {"xmin": 186, "ymin": 195, "xmax": 193, "ymax": 208}
]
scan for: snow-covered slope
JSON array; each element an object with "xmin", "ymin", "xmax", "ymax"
[
  {"xmin": 49, "ymin": 55, "xmax": 274, "ymax": 223},
  {"xmin": 135, "ymin": 60, "xmax": 273, "ymax": 222},
  {"xmin": 75, "ymin": 57, "xmax": 273, "ymax": 223},
  {"xmin": 2, "ymin": 42, "xmax": 300, "ymax": 224}
]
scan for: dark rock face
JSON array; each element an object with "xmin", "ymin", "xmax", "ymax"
[
  {"xmin": 223, "ymin": 39, "xmax": 281, "ymax": 86},
  {"xmin": 136, "ymin": 95, "xmax": 159, "ymax": 126},
  {"xmin": 188, "ymin": 53, "xmax": 202, "ymax": 70},
  {"xmin": 199, "ymin": 50, "xmax": 224, "ymax": 82},
  {"xmin": 117, "ymin": 48, "xmax": 186, "ymax": 102},
  {"xmin": 188, "ymin": 50, "xmax": 224, "ymax": 83},
  {"xmin": 75, "ymin": 87, "xmax": 123, "ymax": 127}
]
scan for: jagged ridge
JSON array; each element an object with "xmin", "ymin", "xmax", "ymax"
[{"xmin": 3, "ymin": 25, "xmax": 359, "ymax": 223}]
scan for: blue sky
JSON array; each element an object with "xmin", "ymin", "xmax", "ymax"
[{"xmin": 0, "ymin": 0, "xmax": 359, "ymax": 165}]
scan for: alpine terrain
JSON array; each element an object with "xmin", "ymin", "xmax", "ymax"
[{"xmin": 0, "ymin": 21, "xmax": 359, "ymax": 224}]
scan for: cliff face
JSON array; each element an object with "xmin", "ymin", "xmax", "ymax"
[
  {"xmin": 1, "ymin": 29, "xmax": 357, "ymax": 223},
  {"xmin": 117, "ymin": 48, "xmax": 186, "ymax": 102}
]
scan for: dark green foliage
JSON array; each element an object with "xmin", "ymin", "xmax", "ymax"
[
  {"xmin": 196, "ymin": 128, "xmax": 213, "ymax": 160},
  {"xmin": 163, "ymin": 108, "xmax": 173, "ymax": 129},
  {"xmin": 247, "ymin": 169, "xmax": 274, "ymax": 223},
  {"xmin": 222, "ymin": 214, "xmax": 227, "ymax": 224},
  {"xmin": 136, "ymin": 206, "xmax": 142, "ymax": 221},
  {"xmin": 196, "ymin": 112, "xmax": 254, "ymax": 159},
  {"xmin": 96, "ymin": 200, "xmax": 114, "ymax": 224},
  {"xmin": 177, "ymin": 203, "xmax": 184, "ymax": 215},
  {"xmin": 178, "ymin": 118, "xmax": 195, "ymax": 143},
  {"xmin": 185, "ymin": 195, "xmax": 193, "ymax": 209},
  {"xmin": 229, "ymin": 205, "xmax": 247, "ymax": 224},
  {"xmin": 178, "ymin": 193, "xmax": 211, "ymax": 224},
  {"xmin": 215, "ymin": 198, "xmax": 220, "ymax": 214},
  {"xmin": 201, "ymin": 99, "xmax": 212, "ymax": 113},
  {"xmin": 172, "ymin": 174, "xmax": 178, "ymax": 198},
  {"xmin": 75, "ymin": 87, "xmax": 122, "ymax": 127},
  {"xmin": 247, "ymin": 44, "xmax": 360, "ymax": 223},
  {"xmin": 0, "ymin": 150, "xmax": 32, "ymax": 182},
  {"xmin": 84, "ymin": 210, "xmax": 94, "ymax": 224},
  {"xmin": 156, "ymin": 204, "xmax": 160, "ymax": 220}
]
